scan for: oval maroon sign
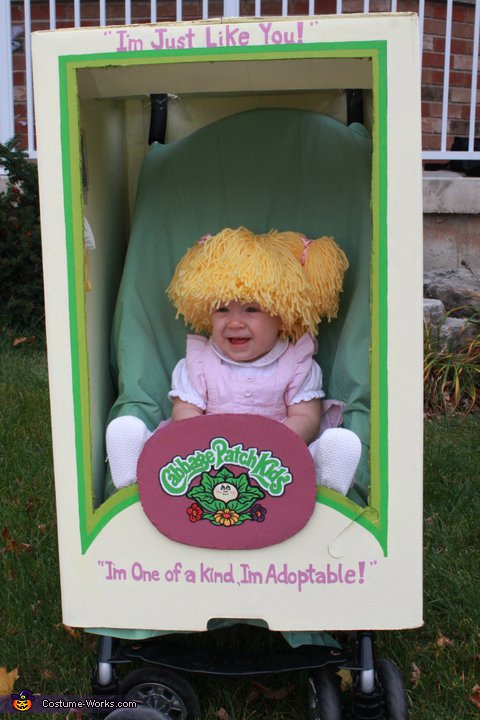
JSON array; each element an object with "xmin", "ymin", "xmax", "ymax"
[{"xmin": 137, "ymin": 414, "xmax": 316, "ymax": 550}]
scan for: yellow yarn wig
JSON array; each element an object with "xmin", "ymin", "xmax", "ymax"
[{"xmin": 167, "ymin": 227, "xmax": 348, "ymax": 341}]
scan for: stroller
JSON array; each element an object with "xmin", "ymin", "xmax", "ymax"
[
  {"xmin": 83, "ymin": 105, "xmax": 421, "ymax": 720},
  {"xmin": 30, "ymin": 11, "xmax": 424, "ymax": 719}
]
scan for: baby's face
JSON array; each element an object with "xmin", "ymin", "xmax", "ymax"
[{"xmin": 211, "ymin": 301, "xmax": 282, "ymax": 362}]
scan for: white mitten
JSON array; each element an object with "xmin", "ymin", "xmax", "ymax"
[
  {"xmin": 310, "ymin": 428, "xmax": 362, "ymax": 495},
  {"xmin": 106, "ymin": 415, "xmax": 152, "ymax": 489}
]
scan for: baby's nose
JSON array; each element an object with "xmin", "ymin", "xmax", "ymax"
[{"xmin": 227, "ymin": 316, "xmax": 245, "ymax": 327}]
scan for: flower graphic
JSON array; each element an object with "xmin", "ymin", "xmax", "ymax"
[
  {"xmin": 213, "ymin": 508, "xmax": 240, "ymax": 527},
  {"xmin": 250, "ymin": 504, "xmax": 267, "ymax": 522},
  {"xmin": 186, "ymin": 503, "xmax": 203, "ymax": 522}
]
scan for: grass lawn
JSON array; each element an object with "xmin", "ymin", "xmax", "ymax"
[{"xmin": 1, "ymin": 333, "xmax": 479, "ymax": 719}]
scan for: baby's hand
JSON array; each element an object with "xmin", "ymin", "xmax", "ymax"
[{"xmin": 171, "ymin": 398, "xmax": 204, "ymax": 422}]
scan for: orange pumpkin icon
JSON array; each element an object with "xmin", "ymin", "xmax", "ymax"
[{"xmin": 11, "ymin": 689, "xmax": 34, "ymax": 712}]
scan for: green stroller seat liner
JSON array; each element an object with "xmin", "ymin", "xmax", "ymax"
[{"xmin": 107, "ymin": 107, "xmax": 372, "ymax": 504}]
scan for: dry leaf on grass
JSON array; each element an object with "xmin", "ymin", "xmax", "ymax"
[
  {"xmin": 436, "ymin": 632, "xmax": 453, "ymax": 649},
  {"xmin": 54, "ymin": 623, "xmax": 81, "ymax": 638},
  {"xmin": 214, "ymin": 709, "xmax": 230, "ymax": 720},
  {"xmin": 410, "ymin": 663, "xmax": 421, "ymax": 688},
  {"xmin": 338, "ymin": 669, "xmax": 352, "ymax": 691},
  {"xmin": 0, "ymin": 666, "xmax": 20, "ymax": 694},
  {"xmin": 246, "ymin": 680, "xmax": 295, "ymax": 705},
  {"xmin": 2, "ymin": 527, "xmax": 33, "ymax": 554},
  {"xmin": 470, "ymin": 685, "xmax": 480, "ymax": 710},
  {"xmin": 64, "ymin": 625, "xmax": 81, "ymax": 638},
  {"xmin": 12, "ymin": 336, "xmax": 35, "ymax": 348}
]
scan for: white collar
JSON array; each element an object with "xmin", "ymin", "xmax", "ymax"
[{"xmin": 209, "ymin": 337, "xmax": 289, "ymax": 367}]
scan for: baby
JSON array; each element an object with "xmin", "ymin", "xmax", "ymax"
[{"xmin": 106, "ymin": 228, "xmax": 362, "ymax": 494}]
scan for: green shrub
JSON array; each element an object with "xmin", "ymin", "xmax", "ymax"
[
  {"xmin": 424, "ymin": 313, "xmax": 480, "ymax": 416},
  {"xmin": 0, "ymin": 137, "xmax": 44, "ymax": 331}
]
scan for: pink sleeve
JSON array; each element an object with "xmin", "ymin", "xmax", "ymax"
[
  {"xmin": 168, "ymin": 359, "xmax": 206, "ymax": 409},
  {"xmin": 285, "ymin": 334, "xmax": 319, "ymax": 406},
  {"xmin": 320, "ymin": 399, "xmax": 345, "ymax": 432},
  {"xmin": 184, "ymin": 335, "xmax": 208, "ymax": 400}
]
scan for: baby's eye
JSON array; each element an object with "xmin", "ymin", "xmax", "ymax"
[
  {"xmin": 245, "ymin": 306, "xmax": 260, "ymax": 313},
  {"xmin": 215, "ymin": 306, "xmax": 229, "ymax": 313}
]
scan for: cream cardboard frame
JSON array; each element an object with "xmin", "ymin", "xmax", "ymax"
[{"xmin": 32, "ymin": 13, "xmax": 423, "ymax": 632}]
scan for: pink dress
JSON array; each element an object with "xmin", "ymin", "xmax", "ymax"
[{"xmin": 168, "ymin": 334, "xmax": 343, "ymax": 433}]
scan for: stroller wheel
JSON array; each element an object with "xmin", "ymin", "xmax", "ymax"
[
  {"xmin": 307, "ymin": 668, "xmax": 343, "ymax": 720},
  {"xmin": 375, "ymin": 659, "xmax": 409, "ymax": 720},
  {"xmin": 120, "ymin": 667, "xmax": 200, "ymax": 720},
  {"xmin": 351, "ymin": 659, "xmax": 409, "ymax": 720}
]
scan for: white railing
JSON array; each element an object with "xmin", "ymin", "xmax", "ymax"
[
  {"xmin": 423, "ymin": 0, "xmax": 479, "ymax": 160},
  {"xmin": 1, "ymin": 0, "xmax": 479, "ymax": 161},
  {"xmin": 0, "ymin": 3, "xmax": 14, "ymax": 144}
]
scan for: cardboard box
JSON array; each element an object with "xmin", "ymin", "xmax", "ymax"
[{"xmin": 32, "ymin": 13, "xmax": 423, "ymax": 632}]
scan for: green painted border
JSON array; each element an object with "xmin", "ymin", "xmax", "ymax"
[{"xmin": 58, "ymin": 39, "xmax": 388, "ymax": 554}]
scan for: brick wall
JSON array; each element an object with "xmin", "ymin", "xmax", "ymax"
[
  {"xmin": 421, "ymin": 0, "xmax": 479, "ymax": 151},
  {"xmin": 9, "ymin": 0, "xmax": 480, "ymax": 156}
]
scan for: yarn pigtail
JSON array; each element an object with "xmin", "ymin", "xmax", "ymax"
[
  {"xmin": 167, "ymin": 240, "xmax": 211, "ymax": 333},
  {"xmin": 302, "ymin": 236, "xmax": 349, "ymax": 321}
]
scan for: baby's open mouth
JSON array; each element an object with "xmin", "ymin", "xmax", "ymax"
[{"xmin": 229, "ymin": 338, "xmax": 250, "ymax": 345}]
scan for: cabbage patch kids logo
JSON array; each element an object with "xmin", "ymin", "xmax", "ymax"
[
  {"xmin": 159, "ymin": 437, "xmax": 293, "ymax": 528},
  {"xmin": 160, "ymin": 437, "xmax": 292, "ymax": 496},
  {"xmin": 138, "ymin": 415, "xmax": 316, "ymax": 549}
]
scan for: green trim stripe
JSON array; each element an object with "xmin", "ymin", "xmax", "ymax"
[
  {"xmin": 370, "ymin": 41, "xmax": 389, "ymax": 552},
  {"xmin": 58, "ymin": 39, "xmax": 389, "ymax": 554},
  {"xmin": 60, "ymin": 64, "xmax": 91, "ymax": 543},
  {"xmin": 60, "ymin": 40, "xmax": 386, "ymax": 66}
]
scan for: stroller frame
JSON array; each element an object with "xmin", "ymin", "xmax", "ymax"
[{"xmin": 91, "ymin": 629, "xmax": 406, "ymax": 719}]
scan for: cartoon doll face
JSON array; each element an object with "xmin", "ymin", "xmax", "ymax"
[{"xmin": 213, "ymin": 482, "xmax": 239, "ymax": 502}]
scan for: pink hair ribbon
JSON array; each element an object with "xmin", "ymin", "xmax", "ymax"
[
  {"xmin": 300, "ymin": 236, "xmax": 313, "ymax": 266},
  {"xmin": 198, "ymin": 234, "xmax": 212, "ymax": 245}
]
